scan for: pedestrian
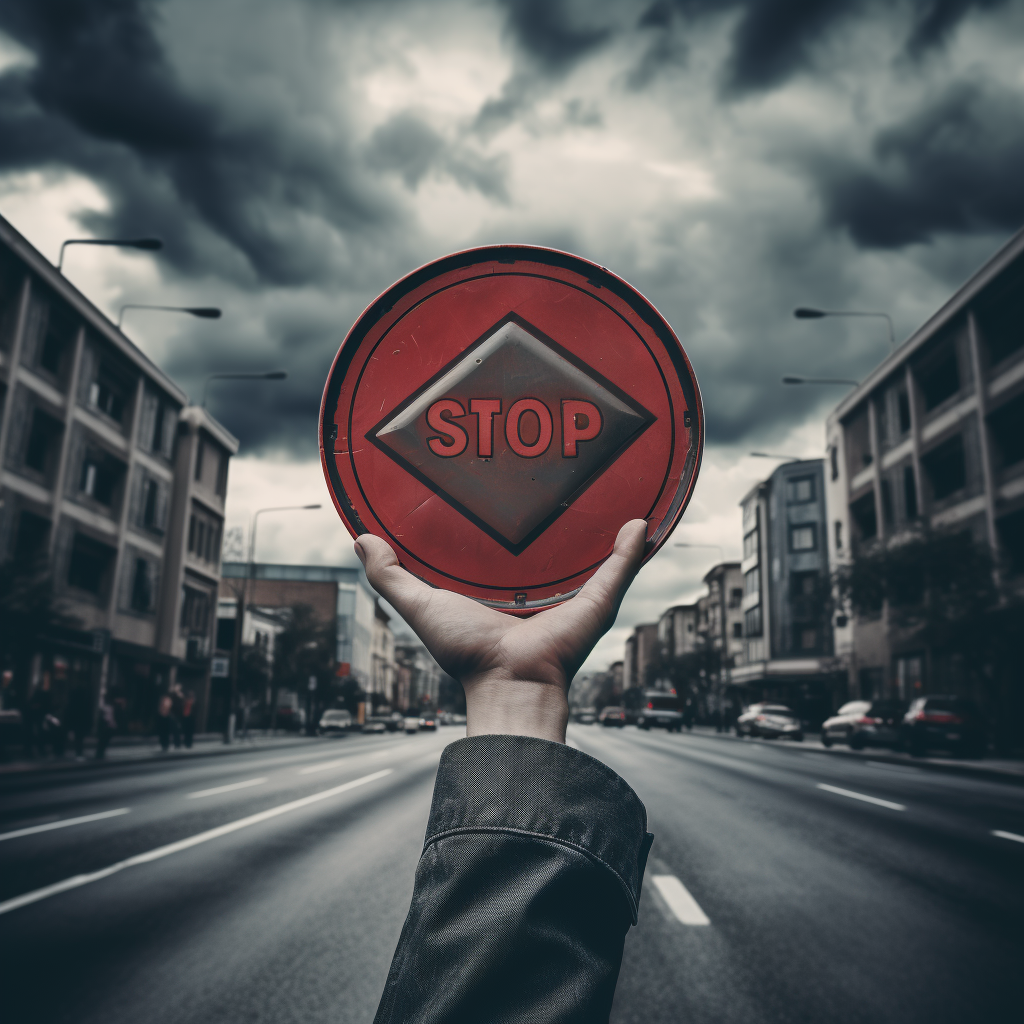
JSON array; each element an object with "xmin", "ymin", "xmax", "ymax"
[
  {"xmin": 156, "ymin": 694, "xmax": 173, "ymax": 752},
  {"xmin": 357, "ymin": 520, "xmax": 652, "ymax": 1023},
  {"xmin": 95, "ymin": 698, "xmax": 115, "ymax": 760},
  {"xmin": 683, "ymin": 698, "xmax": 695, "ymax": 731},
  {"xmin": 66, "ymin": 683, "xmax": 93, "ymax": 759},
  {"xmin": 170, "ymin": 684, "xmax": 184, "ymax": 749},
  {"xmin": 181, "ymin": 689, "xmax": 196, "ymax": 749}
]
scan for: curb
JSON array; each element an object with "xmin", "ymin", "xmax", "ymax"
[
  {"xmin": 0, "ymin": 735, "xmax": 329, "ymax": 779},
  {"xmin": 685, "ymin": 728, "xmax": 1024, "ymax": 786}
]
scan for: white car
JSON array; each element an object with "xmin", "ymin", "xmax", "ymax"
[
  {"xmin": 403, "ymin": 716, "xmax": 420, "ymax": 734},
  {"xmin": 317, "ymin": 709, "xmax": 353, "ymax": 735}
]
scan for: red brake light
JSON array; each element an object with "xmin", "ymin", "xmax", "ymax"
[
  {"xmin": 647, "ymin": 702, "xmax": 653, "ymax": 709},
  {"xmin": 857, "ymin": 716, "xmax": 879, "ymax": 725},
  {"xmin": 756, "ymin": 714, "xmax": 765, "ymax": 721}
]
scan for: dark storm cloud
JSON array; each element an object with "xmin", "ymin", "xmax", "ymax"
[
  {"xmin": 814, "ymin": 80, "xmax": 1024, "ymax": 248},
  {"xmin": 0, "ymin": 0, "xmax": 394, "ymax": 286}
]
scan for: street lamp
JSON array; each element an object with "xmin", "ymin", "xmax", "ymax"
[
  {"xmin": 782, "ymin": 375, "xmax": 859, "ymax": 387},
  {"xmin": 118, "ymin": 304, "xmax": 222, "ymax": 328},
  {"xmin": 674, "ymin": 542, "xmax": 725, "ymax": 560},
  {"xmin": 750, "ymin": 451, "xmax": 804, "ymax": 462},
  {"xmin": 58, "ymin": 237, "xmax": 162, "ymax": 271},
  {"xmin": 793, "ymin": 307, "xmax": 895, "ymax": 348},
  {"xmin": 226, "ymin": 502, "xmax": 322, "ymax": 743},
  {"xmin": 202, "ymin": 370, "xmax": 287, "ymax": 408}
]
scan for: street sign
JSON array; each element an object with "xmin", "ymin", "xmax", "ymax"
[
  {"xmin": 210, "ymin": 656, "xmax": 230, "ymax": 678},
  {"xmin": 320, "ymin": 245, "xmax": 703, "ymax": 613}
]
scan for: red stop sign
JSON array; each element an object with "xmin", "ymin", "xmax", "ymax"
[{"xmin": 320, "ymin": 246, "xmax": 703, "ymax": 613}]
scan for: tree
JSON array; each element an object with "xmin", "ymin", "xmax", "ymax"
[{"xmin": 269, "ymin": 604, "xmax": 335, "ymax": 727}]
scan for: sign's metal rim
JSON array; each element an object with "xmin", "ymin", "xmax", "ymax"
[{"xmin": 319, "ymin": 244, "xmax": 704, "ymax": 613}]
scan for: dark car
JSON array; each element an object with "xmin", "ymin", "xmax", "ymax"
[
  {"xmin": 901, "ymin": 695, "xmax": 986, "ymax": 757},
  {"xmin": 598, "ymin": 706, "xmax": 626, "ymax": 728},
  {"xmin": 317, "ymin": 709, "xmax": 353, "ymax": 736},
  {"xmin": 736, "ymin": 703, "xmax": 803, "ymax": 741},
  {"xmin": 636, "ymin": 693, "xmax": 683, "ymax": 732},
  {"xmin": 362, "ymin": 717, "xmax": 388, "ymax": 734},
  {"xmin": 418, "ymin": 715, "xmax": 438, "ymax": 731},
  {"xmin": 821, "ymin": 699, "xmax": 906, "ymax": 751}
]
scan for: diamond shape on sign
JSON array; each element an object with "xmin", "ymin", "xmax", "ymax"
[{"xmin": 369, "ymin": 316, "xmax": 655, "ymax": 553}]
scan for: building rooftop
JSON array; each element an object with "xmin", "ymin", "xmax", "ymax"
[{"xmin": 221, "ymin": 563, "xmax": 363, "ymax": 583}]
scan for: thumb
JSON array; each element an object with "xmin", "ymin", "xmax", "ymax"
[{"xmin": 353, "ymin": 534, "xmax": 433, "ymax": 623}]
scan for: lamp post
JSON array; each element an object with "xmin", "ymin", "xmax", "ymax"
[
  {"xmin": 118, "ymin": 304, "xmax": 222, "ymax": 328},
  {"xmin": 782, "ymin": 376, "xmax": 859, "ymax": 387},
  {"xmin": 57, "ymin": 237, "xmax": 162, "ymax": 271},
  {"xmin": 750, "ymin": 451, "xmax": 804, "ymax": 463},
  {"xmin": 673, "ymin": 542, "xmax": 724, "ymax": 561},
  {"xmin": 226, "ymin": 503, "xmax": 321, "ymax": 743},
  {"xmin": 202, "ymin": 370, "xmax": 287, "ymax": 408},
  {"xmin": 793, "ymin": 307, "xmax": 895, "ymax": 348}
]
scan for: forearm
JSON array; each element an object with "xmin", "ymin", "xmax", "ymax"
[
  {"xmin": 463, "ymin": 676, "xmax": 569, "ymax": 743},
  {"xmin": 374, "ymin": 736, "xmax": 653, "ymax": 1024}
]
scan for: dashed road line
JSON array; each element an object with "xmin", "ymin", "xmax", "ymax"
[
  {"xmin": 0, "ymin": 808, "xmax": 130, "ymax": 843},
  {"xmin": 651, "ymin": 875, "xmax": 710, "ymax": 926},
  {"xmin": 187, "ymin": 778, "xmax": 267, "ymax": 799},
  {"xmin": 817, "ymin": 783, "xmax": 905, "ymax": 811},
  {"xmin": 0, "ymin": 769, "xmax": 393, "ymax": 917},
  {"xmin": 992, "ymin": 829, "xmax": 1024, "ymax": 845}
]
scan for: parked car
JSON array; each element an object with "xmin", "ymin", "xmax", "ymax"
[
  {"xmin": 385, "ymin": 712, "xmax": 405, "ymax": 733},
  {"xmin": 419, "ymin": 715, "xmax": 438, "ymax": 731},
  {"xmin": 636, "ymin": 693, "xmax": 683, "ymax": 732},
  {"xmin": 573, "ymin": 708, "xmax": 597, "ymax": 725},
  {"xmin": 274, "ymin": 707, "xmax": 306, "ymax": 732},
  {"xmin": 736, "ymin": 703, "xmax": 803, "ymax": 741},
  {"xmin": 821, "ymin": 699, "xmax": 906, "ymax": 750},
  {"xmin": 598, "ymin": 706, "xmax": 627, "ymax": 728},
  {"xmin": 362, "ymin": 717, "xmax": 388, "ymax": 734},
  {"xmin": 317, "ymin": 709, "xmax": 353, "ymax": 736},
  {"xmin": 901, "ymin": 695, "xmax": 986, "ymax": 757},
  {"xmin": 403, "ymin": 716, "xmax": 421, "ymax": 734}
]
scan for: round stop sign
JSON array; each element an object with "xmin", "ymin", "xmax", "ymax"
[{"xmin": 320, "ymin": 246, "xmax": 703, "ymax": 613}]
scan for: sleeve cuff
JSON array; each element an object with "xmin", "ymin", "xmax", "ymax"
[{"xmin": 424, "ymin": 734, "xmax": 654, "ymax": 923}]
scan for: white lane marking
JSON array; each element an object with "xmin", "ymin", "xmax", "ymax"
[
  {"xmin": 817, "ymin": 783, "xmax": 905, "ymax": 811},
  {"xmin": 0, "ymin": 808, "xmax": 130, "ymax": 843},
  {"xmin": 652, "ymin": 875, "xmax": 710, "ymax": 926},
  {"xmin": 299, "ymin": 757, "xmax": 356, "ymax": 775},
  {"xmin": 993, "ymin": 830, "xmax": 1024, "ymax": 845},
  {"xmin": 0, "ymin": 769, "xmax": 392, "ymax": 917},
  {"xmin": 187, "ymin": 778, "xmax": 267, "ymax": 799}
]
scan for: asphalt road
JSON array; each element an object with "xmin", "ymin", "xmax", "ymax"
[{"xmin": 0, "ymin": 726, "xmax": 1021, "ymax": 1023}]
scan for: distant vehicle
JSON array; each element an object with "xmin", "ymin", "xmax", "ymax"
[
  {"xmin": 636, "ymin": 693, "xmax": 683, "ymax": 732},
  {"xmin": 385, "ymin": 712, "xmax": 405, "ymax": 733},
  {"xmin": 317, "ymin": 709, "xmax": 353, "ymax": 736},
  {"xmin": 598, "ymin": 707, "xmax": 626, "ymax": 728},
  {"xmin": 450, "ymin": 714, "xmax": 467, "ymax": 725},
  {"xmin": 362, "ymin": 718, "xmax": 388, "ymax": 734},
  {"xmin": 438, "ymin": 712, "xmax": 454, "ymax": 726},
  {"xmin": 274, "ymin": 707, "xmax": 306, "ymax": 732},
  {"xmin": 573, "ymin": 708, "xmax": 597, "ymax": 725},
  {"xmin": 736, "ymin": 703, "xmax": 803, "ymax": 741},
  {"xmin": 901, "ymin": 695, "xmax": 986, "ymax": 757},
  {"xmin": 419, "ymin": 716, "xmax": 438, "ymax": 731},
  {"xmin": 821, "ymin": 699, "xmax": 905, "ymax": 750},
  {"xmin": 403, "ymin": 716, "xmax": 420, "ymax": 734}
]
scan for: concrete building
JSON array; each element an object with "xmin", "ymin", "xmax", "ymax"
[
  {"xmin": 394, "ymin": 639, "xmax": 442, "ymax": 712},
  {"xmin": 656, "ymin": 603, "xmax": 700, "ymax": 660},
  {"xmin": 700, "ymin": 562, "xmax": 745, "ymax": 666},
  {"xmin": 732, "ymin": 459, "xmax": 842, "ymax": 722},
  {"xmin": 622, "ymin": 622, "xmax": 659, "ymax": 692},
  {"xmin": 826, "ymin": 225, "xmax": 1024, "ymax": 703},
  {"xmin": 369, "ymin": 601, "xmax": 396, "ymax": 708},
  {"xmin": 218, "ymin": 563, "xmax": 376, "ymax": 720},
  {"xmin": 0, "ymin": 212, "xmax": 236, "ymax": 734}
]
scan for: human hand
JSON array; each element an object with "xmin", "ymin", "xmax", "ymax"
[{"xmin": 354, "ymin": 520, "xmax": 648, "ymax": 743}]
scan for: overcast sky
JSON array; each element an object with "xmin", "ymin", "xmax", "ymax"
[{"xmin": 2, "ymin": 0, "xmax": 1022, "ymax": 672}]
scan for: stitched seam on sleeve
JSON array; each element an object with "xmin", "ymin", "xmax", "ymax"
[{"xmin": 422, "ymin": 825, "xmax": 640, "ymax": 924}]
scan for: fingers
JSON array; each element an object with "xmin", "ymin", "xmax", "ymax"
[
  {"xmin": 354, "ymin": 533, "xmax": 434, "ymax": 625},
  {"xmin": 543, "ymin": 519, "xmax": 647, "ymax": 655}
]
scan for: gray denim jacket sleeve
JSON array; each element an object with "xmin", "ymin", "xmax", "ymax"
[{"xmin": 373, "ymin": 734, "xmax": 654, "ymax": 1024}]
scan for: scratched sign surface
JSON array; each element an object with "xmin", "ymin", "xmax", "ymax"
[{"xmin": 319, "ymin": 246, "xmax": 703, "ymax": 613}]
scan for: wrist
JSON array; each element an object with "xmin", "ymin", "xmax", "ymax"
[{"xmin": 462, "ymin": 674, "xmax": 569, "ymax": 744}]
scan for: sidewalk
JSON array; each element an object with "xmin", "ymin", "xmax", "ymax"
[
  {"xmin": 685, "ymin": 725, "xmax": 1024, "ymax": 784},
  {"xmin": 0, "ymin": 732, "xmax": 327, "ymax": 777}
]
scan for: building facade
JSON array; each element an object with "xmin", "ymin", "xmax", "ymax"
[
  {"xmin": 0, "ymin": 212, "xmax": 236, "ymax": 735},
  {"xmin": 826, "ymin": 224, "xmax": 1024, "ymax": 706},
  {"xmin": 732, "ymin": 459, "xmax": 842, "ymax": 722},
  {"xmin": 394, "ymin": 639, "xmax": 443, "ymax": 712},
  {"xmin": 369, "ymin": 601, "xmax": 396, "ymax": 708}
]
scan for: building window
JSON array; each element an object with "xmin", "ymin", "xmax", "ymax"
[
  {"xmin": 881, "ymin": 478, "xmax": 894, "ymax": 526},
  {"xmin": 834, "ymin": 521, "xmax": 843, "ymax": 550},
  {"xmin": 728, "ymin": 587, "xmax": 743, "ymax": 609},
  {"xmin": 130, "ymin": 557, "xmax": 154, "ymax": 612},
  {"xmin": 790, "ymin": 525, "xmax": 817, "ymax": 551},
  {"xmin": 897, "ymin": 389, "xmax": 912, "ymax": 434},
  {"xmin": 903, "ymin": 466, "xmax": 918, "ymax": 519},
  {"xmin": 830, "ymin": 446, "xmax": 838, "ymax": 481},
  {"xmin": 799, "ymin": 628, "xmax": 817, "ymax": 650},
  {"xmin": 24, "ymin": 409, "xmax": 63, "ymax": 477},
  {"xmin": 732, "ymin": 622, "xmax": 743, "ymax": 639},
  {"xmin": 36, "ymin": 297, "xmax": 78, "ymax": 378},
  {"xmin": 917, "ymin": 344, "xmax": 960, "ymax": 412},
  {"xmin": 79, "ymin": 449, "xmax": 123, "ymax": 507},
  {"xmin": 14, "ymin": 510, "xmax": 50, "ymax": 565},
  {"xmin": 850, "ymin": 491, "xmax": 877, "ymax": 541},
  {"xmin": 744, "ymin": 566, "xmax": 760, "ymax": 595},
  {"xmin": 88, "ymin": 367, "xmax": 129, "ymax": 424},
  {"xmin": 142, "ymin": 479, "xmax": 159, "ymax": 529},
  {"xmin": 743, "ymin": 529, "xmax": 758, "ymax": 559},
  {"xmin": 921, "ymin": 433, "xmax": 966, "ymax": 501},
  {"xmin": 67, "ymin": 533, "xmax": 115, "ymax": 594},
  {"xmin": 988, "ymin": 392, "xmax": 1024, "ymax": 470},
  {"xmin": 180, "ymin": 586, "xmax": 211, "ymax": 634},
  {"xmin": 744, "ymin": 605, "xmax": 762, "ymax": 637},
  {"xmin": 787, "ymin": 476, "xmax": 815, "ymax": 503}
]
